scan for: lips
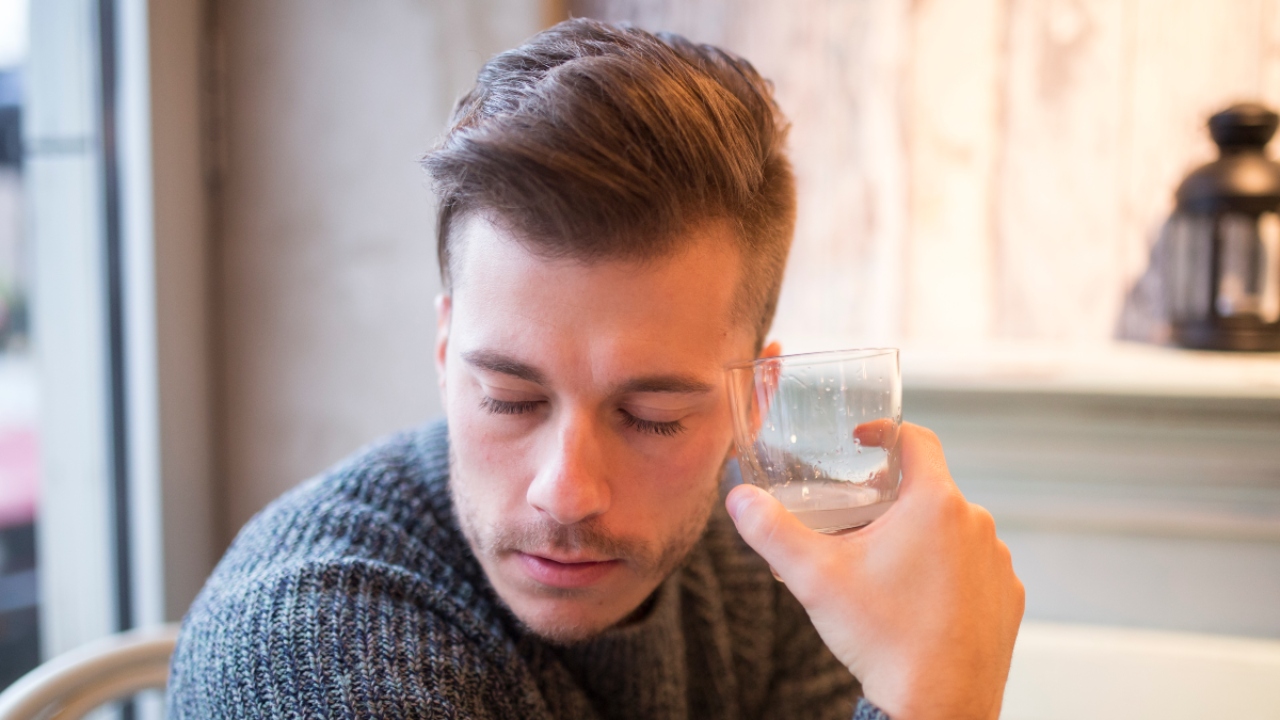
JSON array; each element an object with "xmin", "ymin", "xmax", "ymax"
[{"xmin": 516, "ymin": 552, "xmax": 621, "ymax": 589}]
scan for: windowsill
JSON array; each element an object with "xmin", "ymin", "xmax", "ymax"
[
  {"xmin": 771, "ymin": 338, "xmax": 1280, "ymax": 545},
  {"xmin": 897, "ymin": 340, "xmax": 1280, "ymax": 400}
]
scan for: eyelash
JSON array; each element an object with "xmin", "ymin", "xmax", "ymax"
[
  {"xmin": 479, "ymin": 396, "xmax": 542, "ymax": 415},
  {"xmin": 479, "ymin": 397, "xmax": 686, "ymax": 437},
  {"xmin": 619, "ymin": 411, "xmax": 686, "ymax": 437}
]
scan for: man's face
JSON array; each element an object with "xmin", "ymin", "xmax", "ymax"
[{"xmin": 435, "ymin": 215, "xmax": 760, "ymax": 643}]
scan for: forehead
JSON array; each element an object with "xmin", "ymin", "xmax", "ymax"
[{"xmin": 447, "ymin": 216, "xmax": 755, "ymax": 383}]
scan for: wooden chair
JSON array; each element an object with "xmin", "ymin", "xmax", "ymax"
[{"xmin": 0, "ymin": 624, "xmax": 179, "ymax": 720}]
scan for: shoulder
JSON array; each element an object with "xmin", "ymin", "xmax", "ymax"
[
  {"xmin": 205, "ymin": 419, "xmax": 472, "ymax": 594},
  {"xmin": 168, "ymin": 421, "xmax": 542, "ymax": 717}
]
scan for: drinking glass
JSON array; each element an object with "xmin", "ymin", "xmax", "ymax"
[{"xmin": 726, "ymin": 348, "xmax": 902, "ymax": 533}]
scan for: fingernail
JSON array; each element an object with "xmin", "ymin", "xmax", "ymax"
[
  {"xmin": 726, "ymin": 493, "xmax": 745, "ymax": 523},
  {"xmin": 726, "ymin": 485, "xmax": 758, "ymax": 522}
]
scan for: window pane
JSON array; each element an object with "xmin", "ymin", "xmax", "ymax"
[{"xmin": 0, "ymin": 0, "xmax": 38, "ymax": 690}]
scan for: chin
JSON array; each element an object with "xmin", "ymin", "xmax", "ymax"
[
  {"xmin": 507, "ymin": 591, "xmax": 639, "ymax": 646},
  {"xmin": 519, "ymin": 612, "xmax": 614, "ymax": 646}
]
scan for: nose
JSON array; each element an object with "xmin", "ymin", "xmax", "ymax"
[{"xmin": 526, "ymin": 413, "xmax": 612, "ymax": 526}]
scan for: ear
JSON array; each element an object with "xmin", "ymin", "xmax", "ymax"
[{"xmin": 434, "ymin": 293, "xmax": 452, "ymax": 390}]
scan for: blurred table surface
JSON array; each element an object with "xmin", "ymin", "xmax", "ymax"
[{"xmin": 1003, "ymin": 621, "xmax": 1280, "ymax": 720}]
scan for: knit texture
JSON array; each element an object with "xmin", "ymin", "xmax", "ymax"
[{"xmin": 167, "ymin": 420, "xmax": 888, "ymax": 719}]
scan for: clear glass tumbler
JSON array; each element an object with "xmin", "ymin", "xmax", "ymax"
[{"xmin": 726, "ymin": 348, "xmax": 902, "ymax": 533}]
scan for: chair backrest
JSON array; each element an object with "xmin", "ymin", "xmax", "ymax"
[{"xmin": 0, "ymin": 624, "xmax": 179, "ymax": 720}]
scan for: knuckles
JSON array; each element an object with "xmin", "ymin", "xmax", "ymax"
[
  {"xmin": 996, "ymin": 538, "xmax": 1014, "ymax": 568},
  {"xmin": 903, "ymin": 423, "xmax": 943, "ymax": 450},
  {"xmin": 928, "ymin": 487, "xmax": 971, "ymax": 527},
  {"xmin": 971, "ymin": 504, "xmax": 998, "ymax": 540}
]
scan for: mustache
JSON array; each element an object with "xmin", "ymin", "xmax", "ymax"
[{"xmin": 489, "ymin": 519, "xmax": 657, "ymax": 568}]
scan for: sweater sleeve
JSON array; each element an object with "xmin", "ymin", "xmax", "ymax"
[
  {"xmin": 854, "ymin": 697, "xmax": 891, "ymax": 719},
  {"xmin": 166, "ymin": 556, "xmax": 545, "ymax": 720},
  {"xmin": 756, "ymin": 580, "xmax": 865, "ymax": 719}
]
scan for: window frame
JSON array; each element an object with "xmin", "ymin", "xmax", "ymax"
[{"xmin": 27, "ymin": 0, "xmax": 214, "ymax": 660}]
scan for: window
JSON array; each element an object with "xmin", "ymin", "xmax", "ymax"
[{"xmin": 0, "ymin": 0, "xmax": 38, "ymax": 689}]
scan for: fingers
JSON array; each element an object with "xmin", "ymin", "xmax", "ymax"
[
  {"xmin": 853, "ymin": 418, "xmax": 899, "ymax": 449},
  {"xmin": 725, "ymin": 484, "xmax": 825, "ymax": 584},
  {"xmin": 896, "ymin": 423, "xmax": 958, "ymax": 499}
]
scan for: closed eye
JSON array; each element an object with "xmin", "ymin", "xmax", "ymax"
[
  {"xmin": 619, "ymin": 409, "xmax": 686, "ymax": 437},
  {"xmin": 479, "ymin": 396, "xmax": 543, "ymax": 415}
]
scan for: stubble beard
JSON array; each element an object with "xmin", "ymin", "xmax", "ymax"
[{"xmin": 448, "ymin": 448, "xmax": 723, "ymax": 644}]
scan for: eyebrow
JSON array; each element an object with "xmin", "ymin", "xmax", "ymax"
[
  {"xmin": 615, "ymin": 375, "xmax": 715, "ymax": 395},
  {"xmin": 461, "ymin": 349, "xmax": 714, "ymax": 395},
  {"xmin": 462, "ymin": 350, "xmax": 548, "ymax": 385}
]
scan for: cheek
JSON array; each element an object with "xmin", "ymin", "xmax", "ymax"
[
  {"xmin": 626, "ymin": 427, "xmax": 730, "ymax": 510},
  {"xmin": 446, "ymin": 391, "xmax": 537, "ymax": 514}
]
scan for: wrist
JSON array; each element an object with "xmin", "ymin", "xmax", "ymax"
[{"xmin": 859, "ymin": 674, "xmax": 1001, "ymax": 720}]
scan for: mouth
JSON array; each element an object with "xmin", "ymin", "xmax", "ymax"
[{"xmin": 515, "ymin": 552, "xmax": 622, "ymax": 589}]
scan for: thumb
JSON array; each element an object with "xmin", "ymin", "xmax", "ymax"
[{"xmin": 726, "ymin": 484, "xmax": 823, "ymax": 583}]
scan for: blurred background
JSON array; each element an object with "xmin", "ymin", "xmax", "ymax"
[{"xmin": 0, "ymin": 0, "xmax": 1278, "ymax": 714}]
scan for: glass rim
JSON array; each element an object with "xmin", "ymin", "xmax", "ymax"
[{"xmin": 724, "ymin": 347, "xmax": 899, "ymax": 372}]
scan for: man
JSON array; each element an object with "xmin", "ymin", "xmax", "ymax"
[{"xmin": 168, "ymin": 19, "xmax": 1023, "ymax": 719}]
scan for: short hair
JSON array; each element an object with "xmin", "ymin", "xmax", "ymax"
[{"xmin": 422, "ymin": 18, "xmax": 795, "ymax": 345}]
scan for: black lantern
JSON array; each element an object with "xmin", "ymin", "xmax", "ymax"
[{"xmin": 1165, "ymin": 103, "xmax": 1280, "ymax": 351}]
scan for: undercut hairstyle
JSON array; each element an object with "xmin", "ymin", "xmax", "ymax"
[{"xmin": 422, "ymin": 18, "xmax": 796, "ymax": 346}]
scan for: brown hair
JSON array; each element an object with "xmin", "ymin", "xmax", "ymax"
[{"xmin": 422, "ymin": 18, "xmax": 795, "ymax": 344}]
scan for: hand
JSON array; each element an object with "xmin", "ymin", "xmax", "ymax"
[{"xmin": 725, "ymin": 423, "xmax": 1024, "ymax": 720}]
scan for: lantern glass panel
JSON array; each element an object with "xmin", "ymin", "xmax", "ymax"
[
  {"xmin": 1166, "ymin": 213, "xmax": 1214, "ymax": 322},
  {"xmin": 1166, "ymin": 211, "xmax": 1280, "ymax": 325},
  {"xmin": 1216, "ymin": 211, "xmax": 1280, "ymax": 323}
]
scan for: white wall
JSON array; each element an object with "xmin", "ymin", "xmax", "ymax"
[
  {"xmin": 212, "ymin": 0, "xmax": 543, "ymax": 545},
  {"xmin": 574, "ymin": 0, "xmax": 1280, "ymax": 349}
]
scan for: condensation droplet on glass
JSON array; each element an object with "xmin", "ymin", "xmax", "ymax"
[{"xmin": 853, "ymin": 437, "xmax": 863, "ymax": 454}]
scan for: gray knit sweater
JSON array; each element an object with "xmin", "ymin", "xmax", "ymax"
[{"xmin": 167, "ymin": 420, "xmax": 888, "ymax": 719}]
